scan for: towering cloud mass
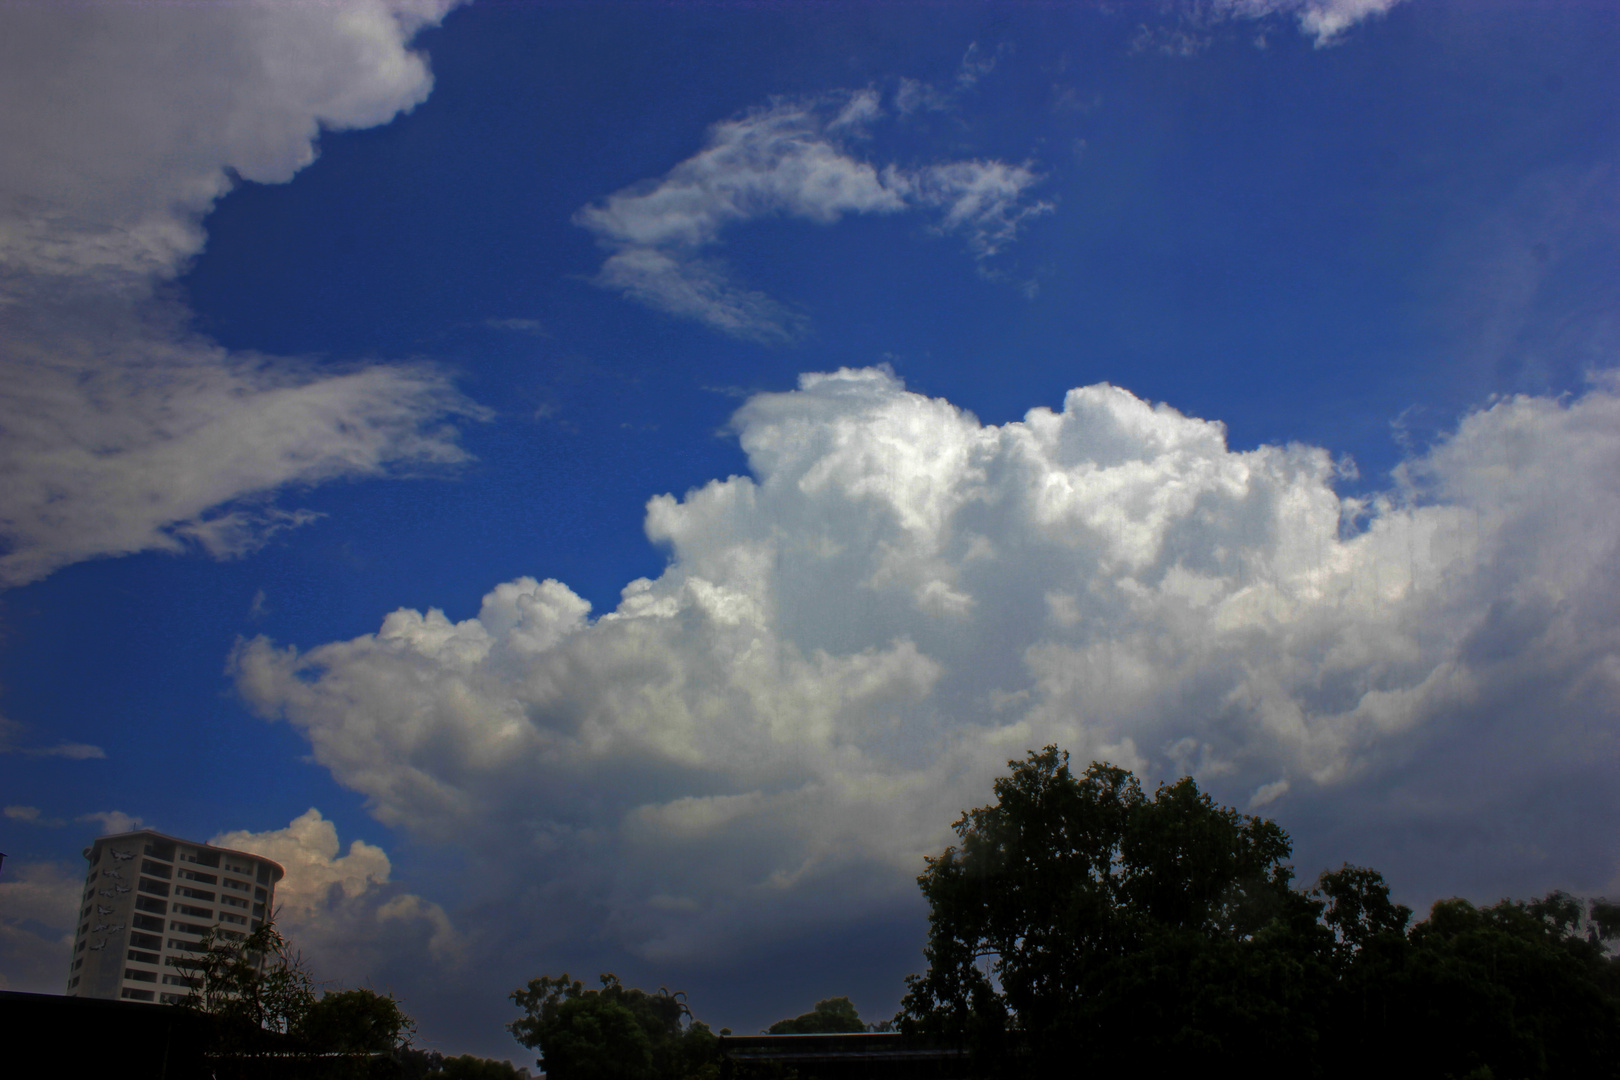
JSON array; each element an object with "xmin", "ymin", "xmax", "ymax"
[
  {"xmin": 236, "ymin": 368, "xmax": 1620, "ymax": 962},
  {"xmin": 214, "ymin": 810, "xmax": 463, "ymax": 979},
  {"xmin": 0, "ymin": 0, "xmax": 475, "ymax": 586},
  {"xmin": 577, "ymin": 92, "xmax": 1052, "ymax": 342}
]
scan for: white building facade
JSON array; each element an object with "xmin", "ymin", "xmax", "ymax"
[{"xmin": 65, "ymin": 829, "xmax": 284, "ymax": 1003}]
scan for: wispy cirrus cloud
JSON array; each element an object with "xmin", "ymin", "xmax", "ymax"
[
  {"xmin": 576, "ymin": 87, "xmax": 1051, "ymax": 343},
  {"xmin": 1136, "ymin": 0, "xmax": 1408, "ymax": 54},
  {"xmin": 0, "ymin": 0, "xmax": 479, "ymax": 587},
  {"xmin": 0, "ymin": 716, "xmax": 105, "ymax": 760},
  {"xmin": 1238, "ymin": 0, "xmax": 1408, "ymax": 46},
  {"xmin": 4, "ymin": 805, "xmax": 65, "ymax": 827}
]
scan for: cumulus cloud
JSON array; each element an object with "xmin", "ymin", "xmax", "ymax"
[
  {"xmin": 213, "ymin": 809, "xmax": 463, "ymax": 974},
  {"xmin": 0, "ymin": 0, "xmax": 477, "ymax": 587},
  {"xmin": 234, "ymin": 368, "xmax": 1620, "ymax": 963},
  {"xmin": 576, "ymin": 92, "xmax": 1051, "ymax": 342},
  {"xmin": 0, "ymin": 861, "xmax": 80, "ymax": 992}
]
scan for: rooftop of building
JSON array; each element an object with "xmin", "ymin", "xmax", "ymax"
[{"xmin": 84, "ymin": 827, "xmax": 286, "ymax": 882}]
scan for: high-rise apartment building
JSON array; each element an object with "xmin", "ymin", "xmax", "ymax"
[{"xmin": 65, "ymin": 829, "xmax": 284, "ymax": 1003}]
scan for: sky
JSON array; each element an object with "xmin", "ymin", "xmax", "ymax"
[{"xmin": 0, "ymin": 0, "xmax": 1617, "ymax": 1064}]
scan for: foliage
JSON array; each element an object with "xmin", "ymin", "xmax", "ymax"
[
  {"xmin": 398, "ymin": 1050, "xmax": 529, "ymax": 1079},
  {"xmin": 170, "ymin": 922, "xmax": 317, "ymax": 1040},
  {"xmin": 296, "ymin": 987, "xmax": 416, "ymax": 1054},
  {"xmin": 1325, "ymin": 891, "xmax": 1620, "ymax": 1078},
  {"xmin": 439, "ymin": 1054, "xmax": 530, "ymax": 1079},
  {"xmin": 767, "ymin": 996, "xmax": 867, "ymax": 1034},
  {"xmin": 898, "ymin": 747, "xmax": 1326, "ymax": 1072},
  {"xmin": 899, "ymin": 746, "xmax": 1620, "ymax": 1078},
  {"xmin": 509, "ymin": 972, "xmax": 719, "ymax": 1080},
  {"xmin": 171, "ymin": 921, "xmax": 418, "ymax": 1076}
]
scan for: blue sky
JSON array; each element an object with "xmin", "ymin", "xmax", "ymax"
[{"xmin": 2, "ymin": 0, "xmax": 1617, "ymax": 1063}]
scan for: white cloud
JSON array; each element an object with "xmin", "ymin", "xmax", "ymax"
[
  {"xmin": 0, "ymin": 0, "xmax": 477, "ymax": 587},
  {"xmin": 234, "ymin": 368, "xmax": 1620, "ymax": 964},
  {"xmin": 77, "ymin": 810, "xmax": 145, "ymax": 835},
  {"xmin": 0, "ymin": 0, "xmax": 459, "ymax": 285},
  {"xmin": 576, "ymin": 94, "xmax": 1050, "ymax": 341},
  {"xmin": 214, "ymin": 809, "xmax": 463, "ymax": 974},
  {"xmin": 0, "ymin": 716, "xmax": 106, "ymax": 759},
  {"xmin": 1213, "ymin": 0, "xmax": 1408, "ymax": 47},
  {"xmin": 4, "ymin": 806, "xmax": 65, "ymax": 826},
  {"xmin": 0, "ymin": 861, "xmax": 80, "ymax": 992}
]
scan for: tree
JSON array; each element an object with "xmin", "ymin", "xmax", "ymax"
[
  {"xmin": 296, "ymin": 987, "xmax": 416, "ymax": 1054},
  {"xmin": 767, "ymin": 996, "xmax": 867, "ymax": 1034},
  {"xmin": 899, "ymin": 746, "xmax": 1620, "ymax": 1078},
  {"xmin": 509, "ymin": 973, "xmax": 719, "ymax": 1080},
  {"xmin": 438, "ymin": 1054, "xmax": 531, "ymax": 1080},
  {"xmin": 898, "ymin": 747, "xmax": 1332, "ymax": 1073},
  {"xmin": 170, "ymin": 921, "xmax": 317, "ymax": 1041},
  {"xmin": 1351, "ymin": 892, "xmax": 1620, "ymax": 1079},
  {"xmin": 172, "ymin": 920, "xmax": 418, "ymax": 1076}
]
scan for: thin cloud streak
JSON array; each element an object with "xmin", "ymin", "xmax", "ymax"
[{"xmin": 576, "ymin": 91, "xmax": 1051, "ymax": 342}]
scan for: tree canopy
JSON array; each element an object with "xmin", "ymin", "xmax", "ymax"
[
  {"xmin": 767, "ymin": 996, "xmax": 868, "ymax": 1034},
  {"xmin": 171, "ymin": 921, "xmax": 416, "ymax": 1072},
  {"xmin": 899, "ymin": 746, "xmax": 1620, "ymax": 1077},
  {"xmin": 509, "ymin": 973, "xmax": 718, "ymax": 1080}
]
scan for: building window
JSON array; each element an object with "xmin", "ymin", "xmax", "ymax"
[
  {"xmin": 223, "ymin": 878, "xmax": 251, "ymax": 893},
  {"xmin": 176, "ymin": 868, "xmax": 217, "ymax": 885},
  {"xmin": 220, "ymin": 912, "xmax": 248, "ymax": 926},
  {"xmin": 180, "ymin": 849, "xmax": 220, "ymax": 868},
  {"xmin": 134, "ymin": 895, "xmax": 167, "ymax": 915},
  {"xmin": 162, "ymin": 973, "xmax": 201, "ymax": 988},
  {"xmin": 175, "ymin": 903, "xmax": 213, "ymax": 918},
  {"xmin": 68, "ymin": 976, "xmax": 80, "ymax": 988},
  {"xmin": 140, "ymin": 859, "xmax": 172, "ymax": 879},
  {"xmin": 160, "ymin": 992, "xmax": 190, "ymax": 1004},
  {"xmin": 168, "ymin": 920, "xmax": 212, "ymax": 936},
  {"xmin": 128, "ymin": 949, "xmax": 161, "ymax": 964},
  {"xmin": 121, "ymin": 987, "xmax": 156, "ymax": 1001},
  {"xmin": 133, "ymin": 913, "xmax": 164, "ymax": 932},
  {"xmin": 166, "ymin": 939, "xmax": 205, "ymax": 953},
  {"xmin": 130, "ymin": 932, "xmax": 162, "ymax": 950},
  {"xmin": 137, "ymin": 877, "xmax": 170, "ymax": 897},
  {"xmin": 220, "ymin": 895, "xmax": 249, "ymax": 910},
  {"xmin": 175, "ymin": 886, "xmax": 215, "ymax": 902}
]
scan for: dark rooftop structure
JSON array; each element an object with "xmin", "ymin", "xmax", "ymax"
[{"xmin": 718, "ymin": 1032, "xmax": 970, "ymax": 1080}]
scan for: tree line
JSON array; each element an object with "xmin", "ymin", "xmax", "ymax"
[
  {"xmin": 187, "ymin": 747, "xmax": 1620, "ymax": 1078},
  {"xmin": 896, "ymin": 747, "xmax": 1620, "ymax": 1077}
]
